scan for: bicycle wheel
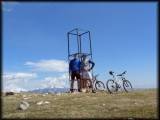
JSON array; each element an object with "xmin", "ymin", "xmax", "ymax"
[
  {"xmin": 106, "ymin": 79, "xmax": 118, "ymax": 94},
  {"xmin": 95, "ymin": 81, "xmax": 105, "ymax": 91},
  {"xmin": 123, "ymin": 80, "xmax": 133, "ymax": 92}
]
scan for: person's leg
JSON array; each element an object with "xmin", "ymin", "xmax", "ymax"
[
  {"xmin": 79, "ymin": 78, "xmax": 84, "ymax": 92},
  {"xmin": 84, "ymin": 71, "xmax": 91, "ymax": 90},
  {"xmin": 87, "ymin": 72, "xmax": 96, "ymax": 93},
  {"xmin": 89, "ymin": 79, "xmax": 96, "ymax": 93},
  {"xmin": 82, "ymin": 78, "xmax": 86, "ymax": 90},
  {"xmin": 77, "ymin": 79, "xmax": 80, "ymax": 92},
  {"xmin": 86, "ymin": 79, "xmax": 91, "ymax": 92},
  {"xmin": 70, "ymin": 80, "xmax": 74, "ymax": 92},
  {"xmin": 82, "ymin": 71, "xmax": 87, "ymax": 89},
  {"xmin": 75, "ymin": 71, "xmax": 81, "ymax": 92},
  {"xmin": 84, "ymin": 79, "xmax": 87, "ymax": 89},
  {"xmin": 70, "ymin": 72, "xmax": 75, "ymax": 92}
]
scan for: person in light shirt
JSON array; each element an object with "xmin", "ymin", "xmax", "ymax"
[{"xmin": 80, "ymin": 55, "xmax": 95, "ymax": 93}]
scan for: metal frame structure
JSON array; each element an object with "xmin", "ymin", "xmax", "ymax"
[
  {"xmin": 67, "ymin": 28, "xmax": 93, "ymax": 60},
  {"xmin": 67, "ymin": 28, "xmax": 93, "ymax": 90}
]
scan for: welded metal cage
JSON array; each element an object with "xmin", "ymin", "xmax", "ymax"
[{"xmin": 67, "ymin": 28, "xmax": 93, "ymax": 61}]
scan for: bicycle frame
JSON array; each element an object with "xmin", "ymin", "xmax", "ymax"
[
  {"xmin": 92, "ymin": 75, "xmax": 98, "ymax": 85},
  {"xmin": 110, "ymin": 72, "xmax": 126, "ymax": 87},
  {"xmin": 86, "ymin": 74, "xmax": 99, "ymax": 89}
]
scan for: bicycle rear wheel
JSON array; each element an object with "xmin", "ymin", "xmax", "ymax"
[
  {"xmin": 95, "ymin": 81, "xmax": 105, "ymax": 91},
  {"xmin": 123, "ymin": 80, "xmax": 133, "ymax": 92},
  {"xmin": 106, "ymin": 79, "xmax": 118, "ymax": 94}
]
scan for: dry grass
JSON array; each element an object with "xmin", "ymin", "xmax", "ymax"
[{"xmin": 2, "ymin": 89, "xmax": 158, "ymax": 119}]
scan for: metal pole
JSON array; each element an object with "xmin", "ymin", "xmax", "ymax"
[
  {"xmin": 76, "ymin": 29, "xmax": 80, "ymax": 57},
  {"xmin": 68, "ymin": 28, "xmax": 78, "ymax": 34},
  {"xmin": 67, "ymin": 32, "xmax": 71, "ymax": 91},
  {"xmin": 79, "ymin": 30, "xmax": 82, "ymax": 91},
  {"xmin": 88, "ymin": 31, "xmax": 94, "ymax": 78},
  {"xmin": 67, "ymin": 32, "xmax": 70, "ymax": 60},
  {"xmin": 79, "ymin": 35, "xmax": 82, "ymax": 57},
  {"xmin": 80, "ymin": 31, "xmax": 89, "ymax": 36},
  {"xmin": 69, "ymin": 33, "xmax": 78, "ymax": 35},
  {"xmin": 89, "ymin": 31, "xmax": 92, "ymax": 60}
]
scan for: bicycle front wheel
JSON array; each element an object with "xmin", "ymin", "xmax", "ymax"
[
  {"xmin": 95, "ymin": 81, "xmax": 105, "ymax": 91},
  {"xmin": 106, "ymin": 79, "xmax": 118, "ymax": 94},
  {"xmin": 123, "ymin": 80, "xmax": 133, "ymax": 92}
]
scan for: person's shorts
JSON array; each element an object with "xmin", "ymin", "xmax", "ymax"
[{"xmin": 71, "ymin": 71, "xmax": 80, "ymax": 80}]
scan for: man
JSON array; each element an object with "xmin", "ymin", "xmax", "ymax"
[
  {"xmin": 69, "ymin": 53, "xmax": 81, "ymax": 92},
  {"xmin": 81, "ymin": 55, "xmax": 95, "ymax": 93}
]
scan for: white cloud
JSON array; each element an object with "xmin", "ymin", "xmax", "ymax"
[
  {"xmin": 2, "ymin": 72, "xmax": 70, "ymax": 92},
  {"xmin": 4, "ymin": 84, "xmax": 27, "ymax": 93},
  {"xmin": 25, "ymin": 59, "xmax": 68, "ymax": 72},
  {"xmin": 3, "ymin": 72, "xmax": 37, "ymax": 80},
  {"xmin": 40, "ymin": 73, "xmax": 69, "ymax": 88},
  {"xmin": 2, "ymin": 72, "xmax": 37, "ymax": 92},
  {"xmin": 2, "ymin": 59, "xmax": 70, "ymax": 92}
]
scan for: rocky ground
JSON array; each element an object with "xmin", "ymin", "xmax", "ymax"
[{"xmin": 2, "ymin": 89, "xmax": 158, "ymax": 119}]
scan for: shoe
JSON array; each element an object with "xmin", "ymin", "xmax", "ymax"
[
  {"xmin": 70, "ymin": 89, "xmax": 74, "ymax": 93},
  {"xmin": 92, "ymin": 90, "xmax": 96, "ymax": 93}
]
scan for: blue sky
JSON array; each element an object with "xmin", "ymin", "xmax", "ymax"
[{"xmin": 2, "ymin": 2, "xmax": 157, "ymax": 91}]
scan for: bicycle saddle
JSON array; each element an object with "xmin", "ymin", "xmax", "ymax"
[{"xmin": 109, "ymin": 71, "xmax": 114, "ymax": 75}]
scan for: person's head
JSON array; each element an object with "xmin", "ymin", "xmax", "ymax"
[
  {"xmin": 73, "ymin": 53, "xmax": 79, "ymax": 59},
  {"xmin": 82, "ymin": 55, "xmax": 89, "ymax": 62}
]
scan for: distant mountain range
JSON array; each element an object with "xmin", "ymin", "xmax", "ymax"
[
  {"xmin": 4, "ymin": 87, "xmax": 156, "ymax": 94},
  {"xmin": 28, "ymin": 87, "xmax": 70, "ymax": 94},
  {"xmin": 28, "ymin": 88, "xmax": 154, "ymax": 94}
]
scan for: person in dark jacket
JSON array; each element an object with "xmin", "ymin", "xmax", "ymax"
[{"xmin": 69, "ymin": 54, "xmax": 81, "ymax": 92}]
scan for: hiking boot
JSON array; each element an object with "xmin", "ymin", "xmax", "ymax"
[
  {"xmin": 92, "ymin": 90, "xmax": 96, "ymax": 93},
  {"xmin": 70, "ymin": 89, "xmax": 74, "ymax": 93}
]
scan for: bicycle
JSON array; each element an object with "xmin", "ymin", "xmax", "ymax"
[
  {"xmin": 86, "ymin": 74, "xmax": 105, "ymax": 91},
  {"xmin": 106, "ymin": 71, "xmax": 133, "ymax": 94}
]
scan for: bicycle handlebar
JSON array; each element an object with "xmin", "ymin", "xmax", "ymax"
[{"xmin": 109, "ymin": 70, "xmax": 127, "ymax": 76}]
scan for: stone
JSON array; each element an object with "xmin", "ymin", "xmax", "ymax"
[
  {"xmin": 102, "ymin": 103, "xmax": 106, "ymax": 106},
  {"xmin": 18, "ymin": 101, "xmax": 30, "ymax": 110},
  {"xmin": 23, "ymin": 95, "xmax": 26, "ymax": 98},
  {"xmin": 81, "ymin": 88, "xmax": 87, "ymax": 93},
  {"xmin": 5, "ymin": 92, "xmax": 14, "ymax": 96},
  {"xmin": 37, "ymin": 101, "xmax": 44, "ymax": 105},
  {"xmin": 56, "ymin": 93, "xmax": 61, "ymax": 96},
  {"xmin": 44, "ymin": 101, "xmax": 50, "ymax": 104},
  {"xmin": 23, "ymin": 97, "xmax": 31, "ymax": 100}
]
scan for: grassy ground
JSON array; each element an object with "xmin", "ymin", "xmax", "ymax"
[{"xmin": 2, "ymin": 89, "xmax": 158, "ymax": 119}]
